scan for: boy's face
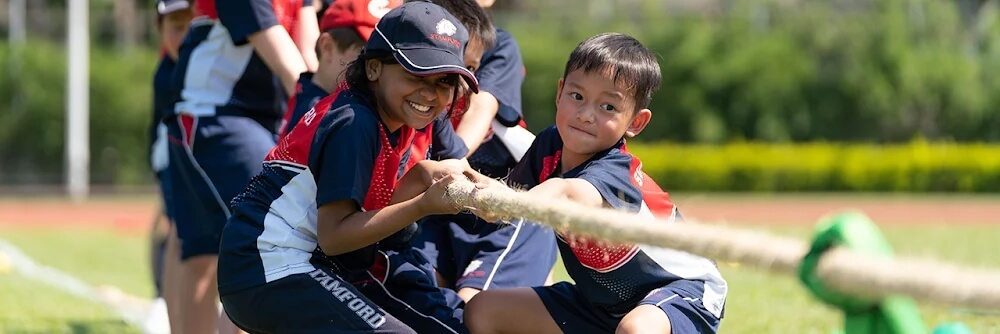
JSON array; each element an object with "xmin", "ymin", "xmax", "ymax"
[
  {"xmin": 450, "ymin": 38, "xmax": 485, "ymax": 112},
  {"xmin": 318, "ymin": 33, "xmax": 363, "ymax": 83},
  {"xmin": 159, "ymin": 10, "xmax": 193, "ymax": 60},
  {"xmin": 554, "ymin": 68, "xmax": 651, "ymax": 156}
]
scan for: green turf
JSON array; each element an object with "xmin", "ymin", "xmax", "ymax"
[
  {"xmin": 0, "ymin": 274, "xmax": 138, "ymax": 333},
  {"xmin": 1, "ymin": 223, "xmax": 999, "ymax": 333},
  {"xmin": 0, "ymin": 227, "xmax": 155, "ymax": 298}
]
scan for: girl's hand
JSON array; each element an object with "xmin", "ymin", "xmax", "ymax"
[{"xmin": 417, "ymin": 173, "xmax": 462, "ymax": 216}]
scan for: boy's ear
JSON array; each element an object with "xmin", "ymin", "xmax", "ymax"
[
  {"xmin": 365, "ymin": 58, "xmax": 382, "ymax": 82},
  {"xmin": 555, "ymin": 78, "xmax": 565, "ymax": 105},
  {"xmin": 317, "ymin": 33, "xmax": 335, "ymax": 60},
  {"xmin": 625, "ymin": 109, "xmax": 651, "ymax": 138}
]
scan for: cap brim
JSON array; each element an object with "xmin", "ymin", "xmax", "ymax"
[
  {"xmin": 157, "ymin": 0, "xmax": 190, "ymax": 15},
  {"xmin": 393, "ymin": 48, "xmax": 479, "ymax": 93}
]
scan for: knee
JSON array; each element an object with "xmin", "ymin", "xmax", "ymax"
[
  {"xmin": 464, "ymin": 292, "xmax": 498, "ymax": 334},
  {"xmin": 615, "ymin": 305, "xmax": 671, "ymax": 334}
]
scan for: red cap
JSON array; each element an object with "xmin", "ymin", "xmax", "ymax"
[{"xmin": 320, "ymin": 0, "xmax": 402, "ymax": 41}]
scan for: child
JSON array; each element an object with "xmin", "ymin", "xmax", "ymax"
[
  {"xmin": 217, "ymin": 3, "xmax": 489, "ymax": 332},
  {"xmin": 146, "ymin": 0, "xmax": 192, "ymax": 332},
  {"xmin": 164, "ymin": 0, "xmax": 316, "ymax": 332},
  {"xmin": 464, "ymin": 33, "xmax": 728, "ymax": 334},
  {"xmin": 407, "ymin": 0, "xmax": 557, "ymax": 303},
  {"xmin": 278, "ymin": 0, "xmax": 402, "ymax": 139}
]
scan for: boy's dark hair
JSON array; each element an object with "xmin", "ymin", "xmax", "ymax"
[
  {"xmin": 315, "ymin": 28, "xmax": 366, "ymax": 59},
  {"xmin": 408, "ymin": 0, "xmax": 496, "ymax": 51},
  {"xmin": 563, "ymin": 33, "xmax": 661, "ymax": 110}
]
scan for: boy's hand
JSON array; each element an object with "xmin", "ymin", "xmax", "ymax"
[{"xmin": 417, "ymin": 173, "xmax": 463, "ymax": 216}]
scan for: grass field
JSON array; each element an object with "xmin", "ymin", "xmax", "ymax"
[{"xmin": 1, "ymin": 213, "xmax": 999, "ymax": 332}]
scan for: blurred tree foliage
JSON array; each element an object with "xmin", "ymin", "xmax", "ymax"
[{"xmin": 500, "ymin": 0, "xmax": 1000, "ymax": 143}]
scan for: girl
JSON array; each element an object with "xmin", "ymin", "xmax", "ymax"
[{"xmin": 217, "ymin": 2, "xmax": 489, "ymax": 333}]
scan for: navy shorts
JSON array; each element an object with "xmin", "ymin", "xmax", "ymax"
[
  {"xmin": 221, "ymin": 265, "xmax": 417, "ymax": 334},
  {"xmin": 166, "ymin": 113, "xmax": 276, "ymax": 260},
  {"xmin": 413, "ymin": 214, "xmax": 557, "ymax": 291},
  {"xmin": 349, "ymin": 247, "xmax": 467, "ymax": 334},
  {"xmin": 534, "ymin": 280, "xmax": 722, "ymax": 334}
]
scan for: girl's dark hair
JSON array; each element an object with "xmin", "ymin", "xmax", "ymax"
[{"xmin": 344, "ymin": 50, "xmax": 397, "ymax": 106}]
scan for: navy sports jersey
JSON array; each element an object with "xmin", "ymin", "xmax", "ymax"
[
  {"xmin": 150, "ymin": 54, "xmax": 176, "ymax": 173},
  {"xmin": 218, "ymin": 88, "xmax": 415, "ymax": 295},
  {"xmin": 508, "ymin": 126, "xmax": 727, "ymax": 318},
  {"xmin": 171, "ymin": 0, "xmax": 310, "ymax": 122},
  {"xmin": 278, "ymin": 72, "xmax": 331, "ymax": 139}
]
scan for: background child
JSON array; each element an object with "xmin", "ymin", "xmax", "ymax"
[
  {"xmin": 464, "ymin": 33, "xmax": 728, "ymax": 334},
  {"xmin": 407, "ymin": 0, "xmax": 557, "ymax": 303},
  {"xmin": 145, "ymin": 0, "xmax": 192, "ymax": 332},
  {"xmin": 217, "ymin": 3, "xmax": 487, "ymax": 332},
  {"xmin": 279, "ymin": 0, "xmax": 402, "ymax": 139},
  {"xmin": 165, "ymin": 0, "xmax": 315, "ymax": 332}
]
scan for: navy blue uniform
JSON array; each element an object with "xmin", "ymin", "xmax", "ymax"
[
  {"xmin": 513, "ymin": 127, "xmax": 728, "ymax": 334},
  {"xmin": 278, "ymin": 72, "xmax": 330, "ymax": 139},
  {"xmin": 218, "ymin": 90, "xmax": 465, "ymax": 334},
  {"xmin": 413, "ymin": 28, "xmax": 556, "ymax": 293},
  {"xmin": 165, "ymin": 0, "xmax": 308, "ymax": 259}
]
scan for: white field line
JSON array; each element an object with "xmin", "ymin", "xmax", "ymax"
[{"xmin": 0, "ymin": 237, "xmax": 152, "ymax": 327}]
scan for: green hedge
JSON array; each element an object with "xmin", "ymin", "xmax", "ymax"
[{"xmin": 627, "ymin": 140, "xmax": 1000, "ymax": 192}]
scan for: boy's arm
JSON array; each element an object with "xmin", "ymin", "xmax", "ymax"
[
  {"xmin": 294, "ymin": 4, "xmax": 320, "ymax": 72},
  {"xmin": 248, "ymin": 27, "xmax": 307, "ymax": 96},
  {"xmin": 217, "ymin": 0, "xmax": 306, "ymax": 96},
  {"xmin": 527, "ymin": 178, "xmax": 605, "ymax": 209},
  {"xmin": 454, "ymin": 91, "xmax": 499, "ymax": 155}
]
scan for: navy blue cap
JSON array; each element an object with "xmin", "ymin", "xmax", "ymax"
[
  {"xmin": 156, "ymin": 0, "xmax": 190, "ymax": 15},
  {"xmin": 366, "ymin": 1, "xmax": 479, "ymax": 93}
]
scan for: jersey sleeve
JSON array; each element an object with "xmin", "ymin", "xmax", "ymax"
[
  {"xmin": 310, "ymin": 104, "xmax": 379, "ymax": 208},
  {"xmin": 217, "ymin": 0, "xmax": 280, "ymax": 45},
  {"xmin": 476, "ymin": 29, "xmax": 525, "ymax": 127},
  {"xmin": 429, "ymin": 113, "xmax": 469, "ymax": 160},
  {"xmin": 505, "ymin": 126, "xmax": 559, "ymax": 190},
  {"xmin": 573, "ymin": 150, "xmax": 643, "ymax": 213}
]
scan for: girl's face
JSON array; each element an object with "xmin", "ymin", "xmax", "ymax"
[{"xmin": 368, "ymin": 60, "xmax": 460, "ymax": 131}]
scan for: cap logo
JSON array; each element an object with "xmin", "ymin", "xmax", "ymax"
[
  {"xmin": 435, "ymin": 19, "xmax": 457, "ymax": 36},
  {"xmin": 368, "ymin": 0, "xmax": 393, "ymax": 18}
]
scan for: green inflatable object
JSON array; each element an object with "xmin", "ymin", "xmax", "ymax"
[{"xmin": 797, "ymin": 211, "xmax": 971, "ymax": 334}]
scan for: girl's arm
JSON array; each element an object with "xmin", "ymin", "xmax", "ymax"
[{"xmin": 317, "ymin": 174, "xmax": 462, "ymax": 256}]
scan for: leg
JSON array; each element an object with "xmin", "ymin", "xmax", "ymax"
[
  {"xmin": 452, "ymin": 218, "xmax": 557, "ymax": 301},
  {"xmin": 180, "ymin": 254, "xmax": 220, "ymax": 334},
  {"xmin": 355, "ymin": 249, "xmax": 467, "ymax": 334},
  {"xmin": 221, "ymin": 268, "xmax": 417, "ymax": 334},
  {"xmin": 616, "ymin": 305, "xmax": 672, "ymax": 334},
  {"xmin": 618, "ymin": 280, "xmax": 725, "ymax": 334},
  {"xmin": 412, "ymin": 215, "xmax": 456, "ymax": 289},
  {"xmin": 162, "ymin": 224, "xmax": 183, "ymax": 332},
  {"xmin": 464, "ymin": 288, "xmax": 561, "ymax": 334}
]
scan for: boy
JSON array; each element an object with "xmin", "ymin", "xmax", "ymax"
[
  {"xmin": 464, "ymin": 33, "xmax": 728, "ymax": 334},
  {"xmin": 408, "ymin": 0, "xmax": 557, "ymax": 304},
  {"xmin": 279, "ymin": 0, "xmax": 402, "ymax": 139},
  {"xmin": 165, "ymin": 0, "xmax": 317, "ymax": 332},
  {"xmin": 146, "ymin": 0, "xmax": 192, "ymax": 332}
]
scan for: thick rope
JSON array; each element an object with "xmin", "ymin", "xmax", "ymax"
[{"xmin": 446, "ymin": 179, "xmax": 1000, "ymax": 310}]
